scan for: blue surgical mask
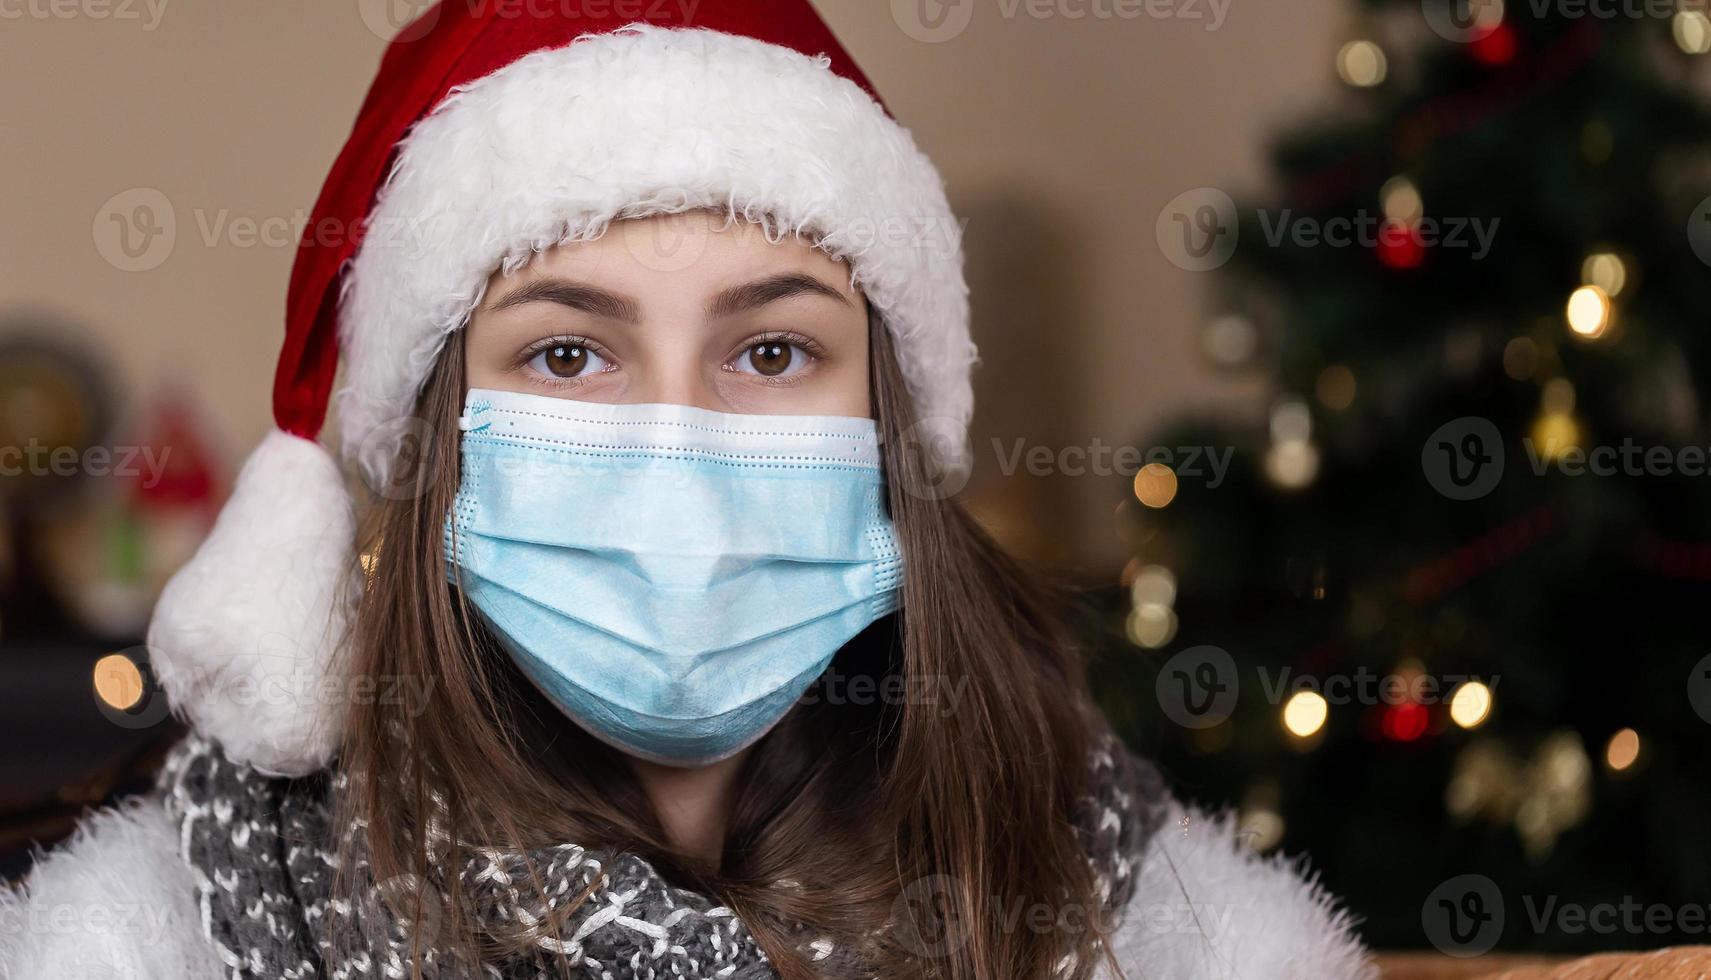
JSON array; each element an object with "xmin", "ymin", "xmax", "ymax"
[{"xmin": 444, "ymin": 389, "xmax": 904, "ymax": 767}]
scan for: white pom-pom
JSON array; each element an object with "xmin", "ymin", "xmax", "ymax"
[{"xmin": 147, "ymin": 429, "xmax": 357, "ymax": 776}]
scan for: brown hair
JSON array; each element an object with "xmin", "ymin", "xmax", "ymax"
[{"xmin": 339, "ymin": 306, "xmax": 1123, "ymax": 979}]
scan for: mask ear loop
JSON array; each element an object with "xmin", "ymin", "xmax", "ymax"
[
  {"xmin": 865, "ymin": 301, "xmax": 887, "ymax": 453},
  {"xmin": 860, "ymin": 299, "xmax": 905, "ymax": 609},
  {"xmin": 865, "ymin": 302, "xmax": 907, "ymax": 524},
  {"xmin": 441, "ymin": 449, "xmax": 479, "ymax": 585},
  {"xmin": 458, "ymin": 394, "xmax": 496, "ymax": 433},
  {"xmin": 867, "ymin": 520, "xmax": 906, "ymax": 619}
]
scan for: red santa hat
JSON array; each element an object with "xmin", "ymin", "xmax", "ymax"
[{"xmin": 146, "ymin": 1, "xmax": 976, "ymax": 776}]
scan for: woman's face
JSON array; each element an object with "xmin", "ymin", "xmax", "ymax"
[{"xmin": 464, "ymin": 212, "xmax": 872, "ymax": 417}]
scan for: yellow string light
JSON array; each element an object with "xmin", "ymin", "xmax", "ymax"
[
  {"xmin": 1282, "ymin": 691, "xmax": 1329, "ymax": 738},
  {"xmin": 1565, "ymin": 285, "xmax": 1611, "ymax": 339},
  {"xmin": 1530, "ymin": 411, "xmax": 1582, "ymax": 462},
  {"xmin": 1129, "ymin": 564, "xmax": 1177, "ymax": 609},
  {"xmin": 1380, "ymin": 176, "xmax": 1424, "ymax": 225},
  {"xmin": 1133, "ymin": 463, "xmax": 1179, "ymax": 509},
  {"xmin": 1605, "ymin": 728, "xmax": 1641, "ymax": 771},
  {"xmin": 1581, "ymin": 252, "xmax": 1627, "ymax": 297},
  {"xmin": 1265, "ymin": 441, "xmax": 1320, "ymax": 490},
  {"xmin": 1675, "ymin": 9, "xmax": 1711, "ymax": 54},
  {"xmin": 1336, "ymin": 39, "xmax": 1388, "ymax": 88},
  {"xmin": 93, "ymin": 653, "xmax": 145, "ymax": 711},
  {"xmin": 1126, "ymin": 604, "xmax": 1179, "ymax": 649},
  {"xmin": 1450, "ymin": 681, "xmax": 1494, "ymax": 729}
]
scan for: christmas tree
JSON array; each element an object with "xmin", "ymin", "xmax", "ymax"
[{"xmin": 1089, "ymin": 0, "xmax": 1711, "ymax": 953}]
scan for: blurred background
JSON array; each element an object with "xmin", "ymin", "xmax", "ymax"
[{"xmin": 2, "ymin": 0, "xmax": 1709, "ymax": 968}]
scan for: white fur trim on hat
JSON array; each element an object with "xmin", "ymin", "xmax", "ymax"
[
  {"xmin": 146, "ymin": 429, "xmax": 357, "ymax": 776},
  {"xmin": 337, "ymin": 24, "xmax": 977, "ymax": 486}
]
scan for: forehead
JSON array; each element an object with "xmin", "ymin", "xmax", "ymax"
[{"xmin": 489, "ymin": 211, "xmax": 858, "ymax": 300}]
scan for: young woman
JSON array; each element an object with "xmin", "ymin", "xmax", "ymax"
[{"xmin": 2, "ymin": 5, "xmax": 1372, "ymax": 978}]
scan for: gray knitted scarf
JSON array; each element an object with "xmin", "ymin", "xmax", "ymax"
[{"xmin": 158, "ymin": 725, "xmax": 1164, "ymax": 980}]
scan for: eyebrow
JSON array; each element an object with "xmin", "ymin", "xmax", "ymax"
[
  {"xmin": 485, "ymin": 271, "xmax": 848, "ymax": 323},
  {"xmin": 707, "ymin": 273, "xmax": 849, "ymax": 319},
  {"xmin": 486, "ymin": 279, "xmax": 642, "ymax": 322}
]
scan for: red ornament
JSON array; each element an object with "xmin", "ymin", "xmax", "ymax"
[
  {"xmin": 1376, "ymin": 220, "xmax": 1426, "ymax": 269},
  {"xmin": 1469, "ymin": 22, "xmax": 1517, "ymax": 66},
  {"xmin": 128, "ymin": 396, "xmax": 221, "ymax": 516},
  {"xmin": 1381, "ymin": 702, "xmax": 1429, "ymax": 742}
]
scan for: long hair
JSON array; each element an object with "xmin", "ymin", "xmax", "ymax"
[{"xmin": 337, "ymin": 303, "xmax": 1123, "ymax": 980}]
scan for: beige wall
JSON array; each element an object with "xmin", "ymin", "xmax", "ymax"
[{"xmin": 0, "ymin": 0, "xmax": 1343, "ymax": 579}]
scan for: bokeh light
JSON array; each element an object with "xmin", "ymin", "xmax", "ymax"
[
  {"xmin": 92, "ymin": 654, "xmax": 144, "ymax": 711},
  {"xmin": 1283, "ymin": 690, "xmax": 1329, "ymax": 738}
]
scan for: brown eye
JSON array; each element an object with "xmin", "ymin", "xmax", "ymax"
[
  {"xmin": 526, "ymin": 342, "xmax": 607, "ymax": 380},
  {"xmin": 545, "ymin": 344, "xmax": 586, "ymax": 376},
  {"xmin": 748, "ymin": 341, "xmax": 793, "ymax": 377}
]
